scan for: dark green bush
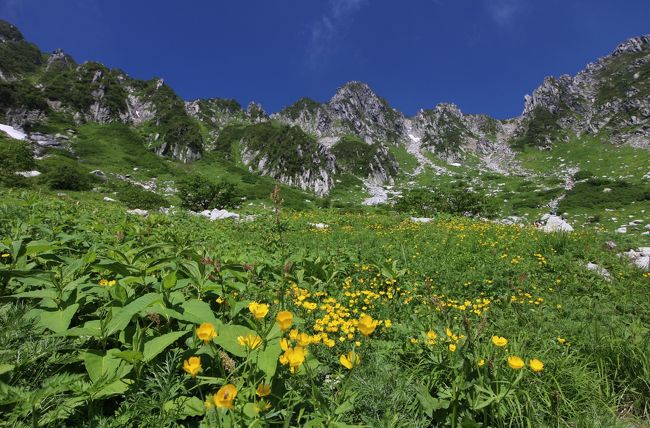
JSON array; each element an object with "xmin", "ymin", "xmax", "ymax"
[
  {"xmin": 39, "ymin": 157, "xmax": 97, "ymax": 191},
  {"xmin": 0, "ymin": 135, "xmax": 35, "ymax": 187},
  {"xmin": 394, "ymin": 187, "xmax": 496, "ymax": 218},
  {"xmin": 113, "ymin": 182, "xmax": 168, "ymax": 210},
  {"xmin": 176, "ymin": 174, "xmax": 238, "ymax": 211},
  {"xmin": 574, "ymin": 170, "xmax": 595, "ymax": 181},
  {"xmin": 558, "ymin": 179, "xmax": 650, "ymax": 210}
]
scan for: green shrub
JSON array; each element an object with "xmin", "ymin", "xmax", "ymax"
[
  {"xmin": 39, "ymin": 157, "xmax": 97, "ymax": 191},
  {"xmin": 394, "ymin": 187, "xmax": 496, "ymax": 217},
  {"xmin": 574, "ymin": 170, "xmax": 595, "ymax": 181},
  {"xmin": 113, "ymin": 182, "xmax": 168, "ymax": 210},
  {"xmin": 176, "ymin": 174, "xmax": 238, "ymax": 211},
  {"xmin": 0, "ymin": 135, "xmax": 35, "ymax": 187},
  {"xmin": 331, "ymin": 135, "xmax": 397, "ymax": 177},
  {"xmin": 558, "ymin": 179, "xmax": 650, "ymax": 210}
]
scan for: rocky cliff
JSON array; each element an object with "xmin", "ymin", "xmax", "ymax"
[{"xmin": 1, "ymin": 18, "xmax": 648, "ymax": 195}]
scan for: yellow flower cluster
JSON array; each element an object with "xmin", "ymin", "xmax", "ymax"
[{"xmin": 99, "ymin": 278, "xmax": 117, "ymax": 287}]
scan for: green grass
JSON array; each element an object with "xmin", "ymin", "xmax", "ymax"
[{"xmin": 0, "ymin": 189, "xmax": 648, "ymax": 427}]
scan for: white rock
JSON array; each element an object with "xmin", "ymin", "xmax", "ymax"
[
  {"xmin": 541, "ymin": 215, "xmax": 573, "ymax": 233},
  {"xmin": 309, "ymin": 222, "xmax": 329, "ymax": 229},
  {"xmin": 632, "ymin": 256, "xmax": 650, "ymax": 270},
  {"xmin": 615, "ymin": 227, "xmax": 627, "ymax": 234},
  {"xmin": 198, "ymin": 209, "xmax": 240, "ymax": 221},
  {"xmin": 410, "ymin": 217, "xmax": 433, "ymax": 223},
  {"xmin": 586, "ymin": 263, "xmax": 611, "ymax": 281},
  {"xmin": 15, "ymin": 170, "xmax": 41, "ymax": 177},
  {"xmin": 0, "ymin": 123, "xmax": 27, "ymax": 140},
  {"xmin": 603, "ymin": 188, "xmax": 612, "ymax": 193},
  {"xmin": 103, "ymin": 197, "xmax": 116, "ymax": 202},
  {"xmin": 127, "ymin": 209, "xmax": 149, "ymax": 217}
]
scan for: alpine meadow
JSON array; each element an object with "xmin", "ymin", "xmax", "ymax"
[{"xmin": 1, "ymin": 8, "xmax": 650, "ymax": 428}]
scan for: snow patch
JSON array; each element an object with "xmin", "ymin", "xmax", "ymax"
[{"xmin": 0, "ymin": 123, "xmax": 27, "ymax": 140}]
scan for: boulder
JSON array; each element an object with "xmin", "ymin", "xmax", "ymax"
[
  {"xmin": 410, "ymin": 217, "xmax": 433, "ymax": 223},
  {"xmin": 127, "ymin": 209, "xmax": 149, "ymax": 217},
  {"xmin": 198, "ymin": 209, "xmax": 240, "ymax": 221},
  {"xmin": 541, "ymin": 215, "xmax": 573, "ymax": 233},
  {"xmin": 15, "ymin": 170, "xmax": 41, "ymax": 177},
  {"xmin": 586, "ymin": 262, "xmax": 612, "ymax": 281}
]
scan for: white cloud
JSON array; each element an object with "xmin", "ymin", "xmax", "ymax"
[
  {"xmin": 484, "ymin": 0, "xmax": 523, "ymax": 27},
  {"xmin": 307, "ymin": 0, "xmax": 367, "ymax": 65}
]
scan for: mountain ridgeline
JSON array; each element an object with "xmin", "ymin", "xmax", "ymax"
[{"xmin": 1, "ymin": 19, "xmax": 649, "ymax": 195}]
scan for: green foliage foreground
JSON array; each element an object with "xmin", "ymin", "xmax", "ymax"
[{"xmin": 0, "ymin": 189, "xmax": 648, "ymax": 427}]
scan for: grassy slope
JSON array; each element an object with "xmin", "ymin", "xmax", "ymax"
[{"xmin": 0, "ymin": 190, "xmax": 648, "ymax": 426}]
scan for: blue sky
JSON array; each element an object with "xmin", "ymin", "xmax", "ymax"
[{"xmin": 2, "ymin": 0, "xmax": 649, "ymax": 118}]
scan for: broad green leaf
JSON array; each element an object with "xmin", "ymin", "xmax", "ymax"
[
  {"xmin": 11, "ymin": 290, "xmax": 58, "ymax": 300},
  {"xmin": 254, "ymin": 324, "xmax": 283, "ymax": 377},
  {"xmin": 36, "ymin": 304, "xmax": 79, "ymax": 333},
  {"xmin": 25, "ymin": 240, "xmax": 56, "ymax": 256},
  {"xmin": 83, "ymin": 349, "xmax": 133, "ymax": 384},
  {"xmin": 114, "ymin": 350, "xmax": 143, "ymax": 364},
  {"xmin": 163, "ymin": 396, "xmax": 205, "ymax": 419},
  {"xmin": 163, "ymin": 270, "xmax": 177, "ymax": 289},
  {"xmin": 177, "ymin": 299, "xmax": 220, "ymax": 326},
  {"xmin": 105, "ymin": 293, "xmax": 161, "ymax": 336},
  {"xmin": 213, "ymin": 324, "xmax": 256, "ymax": 357},
  {"xmin": 243, "ymin": 402, "xmax": 259, "ymax": 418},
  {"xmin": 61, "ymin": 320, "xmax": 102, "ymax": 337},
  {"xmin": 143, "ymin": 331, "xmax": 188, "ymax": 362},
  {"xmin": 0, "ymin": 364, "xmax": 14, "ymax": 375}
]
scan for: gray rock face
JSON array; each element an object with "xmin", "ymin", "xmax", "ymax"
[
  {"xmin": 46, "ymin": 48, "xmax": 75, "ymax": 70},
  {"xmin": 273, "ymin": 82, "xmax": 405, "ymax": 144},
  {"xmin": 240, "ymin": 143, "xmax": 335, "ymax": 196},
  {"xmin": 517, "ymin": 35, "xmax": 650, "ymax": 148}
]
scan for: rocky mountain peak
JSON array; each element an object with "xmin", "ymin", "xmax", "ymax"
[
  {"xmin": 246, "ymin": 101, "xmax": 268, "ymax": 122},
  {"xmin": 612, "ymin": 35, "xmax": 650, "ymax": 56},
  {"xmin": 46, "ymin": 48, "xmax": 75, "ymax": 70},
  {"xmin": 0, "ymin": 20, "xmax": 24, "ymax": 42}
]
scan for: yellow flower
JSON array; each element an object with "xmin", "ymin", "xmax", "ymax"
[
  {"xmin": 216, "ymin": 296, "xmax": 225, "ymax": 304},
  {"xmin": 426, "ymin": 330, "xmax": 437, "ymax": 345},
  {"xmin": 289, "ymin": 328, "xmax": 299, "ymax": 340},
  {"xmin": 296, "ymin": 332, "xmax": 311, "ymax": 347},
  {"xmin": 256, "ymin": 383, "xmax": 271, "ymax": 397},
  {"xmin": 507, "ymin": 356, "xmax": 525, "ymax": 370},
  {"xmin": 0, "ymin": 253, "xmax": 10, "ymax": 258},
  {"xmin": 280, "ymin": 346, "xmax": 307, "ymax": 374},
  {"xmin": 276, "ymin": 311, "xmax": 293, "ymax": 331},
  {"xmin": 339, "ymin": 351, "xmax": 361, "ymax": 370},
  {"xmin": 449, "ymin": 343, "xmax": 457, "ymax": 352},
  {"xmin": 529, "ymin": 358, "xmax": 544, "ymax": 372},
  {"xmin": 410, "ymin": 337, "xmax": 418, "ymax": 344},
  {"xmin": 182, "ymin": 356, "xmax": 202, "ymax": 377},
  {"xmin": 248, "ymin": 301, "xmax": 269, "ymax": 320},
  {"xmin": 213, "ymin": 384, "xmax": 237, "ymax": 409},
  {"xmin": 196, "ymin": 323, "xmax": 217, "ymax": 343},
  {"xmin": 357, "ymin": 314, "xmax": 378, "ymax": 336},
  {"xmin": 237, "ymin": 334, "xmax": 262, "ymax": 350},
  {"xmin": 477, "ymin": 359, "xmax": 485, "ymax": 368},
  {"xmin": 491, "ymin": 336, "xmax": 508, "ymax": 347},
  {"xmin": 445, "ymin": 327, "xmax": 453, "ymax": 338},
  {"xmin": 280, "ymin": 338, "xmax": 291, "ymax": 351},
  {"xmin": 99, "ymin": 278, "xmax": 115, "ymax": 287},
  {"xmin": 384, "ymin": 319, "xmax": 392, "ymax": 328},
  {"xmin": 556, "ymin": 337, "xmax": 566, "ymax": 345}
]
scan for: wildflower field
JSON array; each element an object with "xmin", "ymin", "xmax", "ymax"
[{"xmin": 0, "ymin": 189, "xmax": 649, "ymax": 427}]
